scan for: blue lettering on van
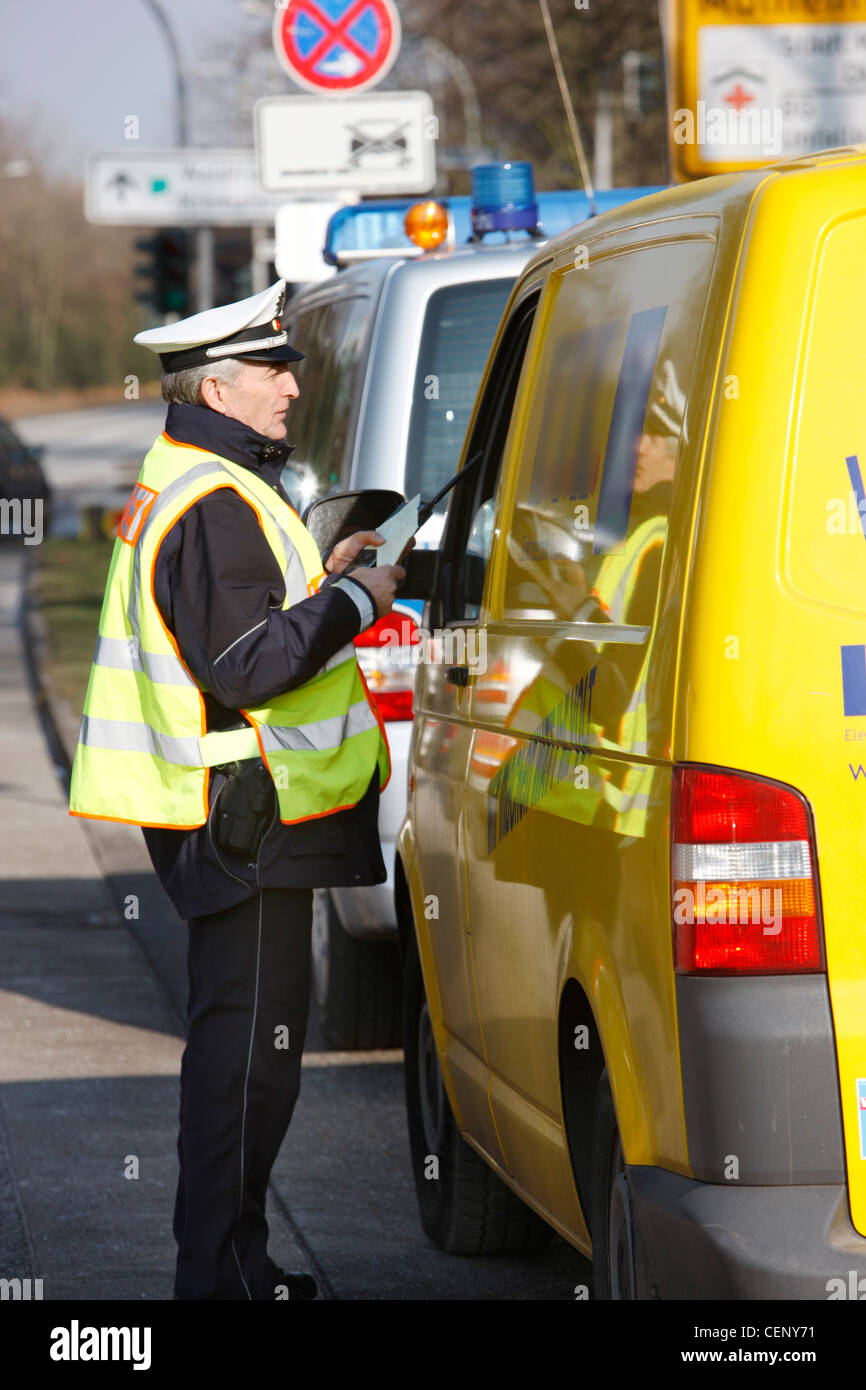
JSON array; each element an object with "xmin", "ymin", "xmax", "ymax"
[
  {"xmin": 858, "ymin": 1079, "xmax": 866, "ymax": 1160},
  {"xmin": 487, "ymin": 666, "xmax": 597, "ymax": 853},
  {"xmin": 845, "ymin": 455, "xmax": 866, "ymax": 545},
  {"xmin": 849, "ymin": 763, "xmax": 866, "ymax": 781},
  {"xmin": 841, "ymin": 645, "xmax": 866, "ymax": 716},
  {"xmin": 593, "ymin": 305, "xmax": 668, "ymax": 555}
]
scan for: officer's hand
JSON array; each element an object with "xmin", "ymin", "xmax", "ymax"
[
  {"xmin": 326, "ymin": 530, "xmax": 384, "ymax": 573},
  {"xmin": 348, "ymin": 563, "xmax": 406, "ymax": 618}
]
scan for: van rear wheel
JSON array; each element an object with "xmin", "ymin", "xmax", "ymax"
[
  {"xmin": 403, "ymin": 928, "xmax": 554, "ymax": 1255},
  {"xmin": 590, "ymin": 1070, "xmax": 660, "ymax": 1300}
]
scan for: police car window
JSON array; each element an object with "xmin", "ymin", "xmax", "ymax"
[
  {"xmin": 500, "ymin": 240, "xmax": 714, "ymax": 630},
  {"xmin": 280, "ymin": 295, "xmax": 371, "ymax": 508},
  {"xmin": 405, "ymin": 279, "xmax": 514, "ymax": 513}
]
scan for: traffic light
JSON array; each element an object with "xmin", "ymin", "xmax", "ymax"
[
  {"xmin": 622, "ymin": 51, "xmax": 664, "ymax": 122},
  {"xmin": 134, "ymin": 233, "xmax": 162, "ymax": 312},
  {"xmin": 159, "ymin": 229, "xmax": 189, "ymax": 316},
  {"xmin": 133, "ymin": 228, "xmax": 190, "ymax": 317}
]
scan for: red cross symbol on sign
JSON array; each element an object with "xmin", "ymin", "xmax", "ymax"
[
  {"xmin": 723, "ymin": 82, "xmax": 755, "ymax": 113},
  {"xmin": 273, "ymin": 0, "xmax": 401, "ymax": 95}
]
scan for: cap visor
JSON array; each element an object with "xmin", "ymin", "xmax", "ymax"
[{"xmin": 236, "ymin": 343, "xmax": 305, "ymax": 364}]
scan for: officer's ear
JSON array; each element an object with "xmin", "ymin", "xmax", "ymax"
[{"xmin": 199, "ymin": 373, "xmax": 232, "ymax": 415}]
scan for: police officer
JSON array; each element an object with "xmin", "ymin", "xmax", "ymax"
[{"xmin": 69, "ymin": 281, "xmax": 406, "ymax": 1300}]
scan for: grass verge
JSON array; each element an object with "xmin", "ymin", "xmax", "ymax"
[{"xmin": 29, "ymin": 538, "xmax": 113, "ymax": 714}]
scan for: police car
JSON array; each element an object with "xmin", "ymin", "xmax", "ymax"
[{"xmin": 282, "ymin": 164, "xmax": 660, "ymax": 1049}]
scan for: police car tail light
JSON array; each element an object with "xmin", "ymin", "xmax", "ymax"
[
  {"xmin": 671, "ymin": 766, "xmax": 823, "ymax": 974},
  {"xmin": 354, "ymin": 612, "xmax": 419, "ymax": 721}
]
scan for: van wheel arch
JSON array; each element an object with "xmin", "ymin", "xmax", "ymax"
[
  {"xmin": 402, "ymin": 898, "xmax": 554, "ymax": 1255},
  {"xmin": 558, "ymin": 979, "xmax": 606, "ymax": 1235}
]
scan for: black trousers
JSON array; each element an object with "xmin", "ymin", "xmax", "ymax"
[{"xmin": 173, "ymin": 886, "xmax": 313, "ymax": 1300}]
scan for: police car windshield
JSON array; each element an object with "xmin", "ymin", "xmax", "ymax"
[{"xmin": 405, "ymin": 279, "xmax": 513, "ymax": 510}]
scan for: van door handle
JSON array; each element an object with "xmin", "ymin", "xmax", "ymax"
[{"xmin": 445, "ymin": 665, "xmax": 469, "ymax": 686}]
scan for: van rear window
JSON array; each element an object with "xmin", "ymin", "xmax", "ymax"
[
  {"xmin": 787, "ymin": 213, "xmax": 866, "ymax": 618},
  {"xmin": 405, "ymin": 279, "xmax": 513, "ymax": 510}
]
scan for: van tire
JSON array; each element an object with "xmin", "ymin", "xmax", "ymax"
[
  {"xmin": 403, "ymin": 927, "xmax": 554, "ymax": 1255},
  {"xmin": 311, "ymin": 888, "xmax": 402, "ymax": 1051},
  {"xmin": 590, "ymin": 1070, "xmax": 660, "ymax": 1300}
]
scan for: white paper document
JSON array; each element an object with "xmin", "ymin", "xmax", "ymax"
[{"xmin": 374, "ymin": 494, "xmax": 420, "ymax": 566}]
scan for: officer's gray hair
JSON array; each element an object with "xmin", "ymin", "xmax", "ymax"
[{"xmin": 161, "ymin": 357, "xmax": 245, "ymax": 406}]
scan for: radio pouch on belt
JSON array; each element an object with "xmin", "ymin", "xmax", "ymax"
[{"xmin": 213, "ymin": 759, "xmax": 276, "ymax": 856}]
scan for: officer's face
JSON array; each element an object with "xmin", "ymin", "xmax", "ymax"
[
  {"xmin": 213, "ymin": 360, "xmax": 300, "ymax": 439},
  {"xmin": 635, "ymin": 431, "xmax": 676, "ymax": 492}
]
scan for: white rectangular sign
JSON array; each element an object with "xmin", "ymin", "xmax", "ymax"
[
  {"xmin": 697, "ymin": 22, "xmax": 866, "ymax": 164},
  {"xmin": 85, "ymin": 149, "xmax": 290, "ymax": 226},
  {"xmin": 274, "ymin": 201, "xmax": 342, "ymax": 284},
  {"xmin": 255, "ymin": 91, "xmax": 436, "ymax": 193}
]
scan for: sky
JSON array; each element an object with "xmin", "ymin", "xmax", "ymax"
[{"xmin": 0, "ymin": 0, "xmax": 276, "ymax": 175}]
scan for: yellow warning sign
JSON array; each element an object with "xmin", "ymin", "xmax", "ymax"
[{"xmin": 661, "ymin": 0, "xmax": 866, "ymax": 179}]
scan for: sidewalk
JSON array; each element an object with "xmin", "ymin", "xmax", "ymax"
[{"xmin": 0, "ymin": 544, "xmax": 310, "ymax": 1300}]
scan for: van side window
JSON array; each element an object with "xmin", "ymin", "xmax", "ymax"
[
  {"xmin": 442, "ymin": 290, "xmax": 540, "ymax": 624},
  {"xmin": 500, "ymin": 241, "xmax": 715, "ymax": 632},
  {"xmin": 280, "ymin": 295, "xmax": 371, "ymax": 505}
]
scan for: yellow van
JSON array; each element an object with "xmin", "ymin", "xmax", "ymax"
[{"xmin": 395, "ymin": 145, "xmax": 866, "ymax": 1298}]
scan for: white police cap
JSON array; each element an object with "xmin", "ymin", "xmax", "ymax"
[{"xmin": 133, "ymin": 279, "xmax": 304, "ymax": 372}]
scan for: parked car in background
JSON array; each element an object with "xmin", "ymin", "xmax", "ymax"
[{"xmin": 0, "ymin": 414, "xmax": 51, "ymax": 537}]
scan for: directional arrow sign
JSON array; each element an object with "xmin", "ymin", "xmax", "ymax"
[
  {"xmin": 85, "ymin": 149, "xmax": 291, "ymax": 226},
  {"xmin": 105, "ymin": 171, "xmax": 138, "ymax": 202}
]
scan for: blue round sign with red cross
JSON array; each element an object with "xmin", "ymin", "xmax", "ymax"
[{"xmin": 273, "ymin": 0, "xmax": 401, "ymax": 96}]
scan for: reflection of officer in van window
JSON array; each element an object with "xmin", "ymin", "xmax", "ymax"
[
  {"xmin": 528, "ymin": 357, "xmax": 684, "ymax": 631},
  {"xmin": 589, "ymin": 357, "xmax": 685, "ymax": 742},
  {"xmin": 595, "ymin": 357, "xmax": 684, "ymax": 629}
]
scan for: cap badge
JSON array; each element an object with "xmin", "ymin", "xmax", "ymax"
[{"xmin": 271, "ymin": 317, "xmax": 281, "ymax": 331}]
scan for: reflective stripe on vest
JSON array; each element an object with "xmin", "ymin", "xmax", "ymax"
[{"xmin": 69, "ymin": 433, "xmax": 389, "ymax": 828}]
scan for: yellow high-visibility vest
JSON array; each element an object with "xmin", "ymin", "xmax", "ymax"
[
  {"xmin": 493, "ymin": 514, "xmax": 667, "ymax": 840},
  {"xmin": 593, "ymin": 514, "xmax": 667, "ymax": 835},
  {"xmin": 69, "ymin": 432, "xmax": 390, "ymax": 829}
]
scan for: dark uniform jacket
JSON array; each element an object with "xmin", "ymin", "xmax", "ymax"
[{"xmin": 141, "ymin": 401, "xmax": 386, "ymax": 921}]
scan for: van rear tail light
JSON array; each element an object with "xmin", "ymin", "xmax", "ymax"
[
  {"xmin": 671, "ymin": 766, "xmax": 823, "ymax": 974},
  {"xmin": 354, "ymin": 612, "xmax": 419, "ymax": 722}
]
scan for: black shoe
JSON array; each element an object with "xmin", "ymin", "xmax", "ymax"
[{"xmin": 274, "ymin": 1269, "xmax": 318, "ymax": 1300}]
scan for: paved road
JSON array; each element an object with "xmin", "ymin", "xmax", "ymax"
[{"xmin": 14, "ymin": 402, "xmax": 165, "ymax": 536}]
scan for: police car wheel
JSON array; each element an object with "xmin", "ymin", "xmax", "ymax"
[
  {"xmin": 591, "ymin": 1071, "xmax": 660, "ymax": 1300},
  {"xmin": 402, "ymin": 928, "xmax": 554, "ymax": 1256},
  {"xmin": 310, "ymin": 889, "xmax": 402, "ymax": 1051}
]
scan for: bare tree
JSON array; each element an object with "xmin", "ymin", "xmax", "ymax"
[
  {"xmin": 0, "ymin": 115, "xmax": 158, "ymax": 390},
  {"xmin": 191, "ymin": 0, "xmax": 666, "ymax": 191}
]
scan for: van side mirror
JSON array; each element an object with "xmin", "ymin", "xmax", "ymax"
[
  {"xmin": 399, "ymin": 547, "xmax": 439, "ymax": 599},
  {"xmin": 302, "ymin": 489, "xmax": 405, "ymax": 556}
]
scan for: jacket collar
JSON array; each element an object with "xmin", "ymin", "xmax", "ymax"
[{"xmin": 164, "ymin": 401, "xmax": 298, "ymax": 502}]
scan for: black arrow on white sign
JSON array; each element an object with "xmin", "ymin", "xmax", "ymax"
[{"xmin": 105, "ymin": 172, "xmax": 137, "ymax": 201}]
